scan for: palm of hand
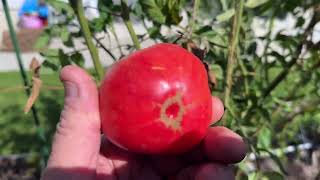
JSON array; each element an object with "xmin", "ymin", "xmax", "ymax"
[{"xmin": 42, "ymin": 66, "xmax": 246, "ymax": 180}]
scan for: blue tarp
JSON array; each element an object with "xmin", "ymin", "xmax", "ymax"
[{"xmin": 19, "ymin": 0, "xmax": 49, "ymax": 18}]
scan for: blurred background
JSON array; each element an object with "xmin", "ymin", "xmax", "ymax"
[{"xmin": 0, "ymin": 0, "xmax": 319, "ymax": 179}]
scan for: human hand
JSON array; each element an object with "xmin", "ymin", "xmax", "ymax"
[{"xmin": 41, "ymin": 65, "xmax": 247, "ymax": 180}]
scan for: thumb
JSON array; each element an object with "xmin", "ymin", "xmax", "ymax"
[{"xmin": 46, "ymin": 65, "xmax": 101, "ymax": 169}]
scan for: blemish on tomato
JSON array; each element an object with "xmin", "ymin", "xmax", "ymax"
[
  {"xmin": 160, "ymin": 92, "xmax": 185, "ymax": 131},
  {"xmin": 165, "ymin": 103, "xmax": 180, "ymax": 119}
]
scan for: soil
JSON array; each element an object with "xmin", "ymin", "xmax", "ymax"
[{"xmin": 0, "ymin": 155, "xmax": 39, "ymax": 180}]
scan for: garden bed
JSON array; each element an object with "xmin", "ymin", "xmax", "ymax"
[{"xmin": 0, "ymin": 154, "xmax": 39, "ymax": 180}]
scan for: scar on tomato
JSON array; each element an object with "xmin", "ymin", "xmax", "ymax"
[{"xmin": 159, "ymin": 92, "xmax": 185, "ymax": 131}]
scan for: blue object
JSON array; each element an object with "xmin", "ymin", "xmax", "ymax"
[{"xmin": 19, "ymin": 0, "xmax": 49, "ymax": 18}]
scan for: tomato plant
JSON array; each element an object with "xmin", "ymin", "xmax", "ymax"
[{"xmin": 2, "ymin": 0, "xmax": 318, "ymax": 179}]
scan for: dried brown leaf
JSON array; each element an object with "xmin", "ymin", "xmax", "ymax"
[
  {"xmin": 29, "ymin": 57, "xmax": 41, "ymax": 78},
  {"xmin": 24, "ymin": 77, "xmax": 42, "ymax": 113},
  {"xmin": 186, "ymin": 41, "xmax": 207, "ymax": 61},
  {"xmin": 208, "ymin": 69, "xmax": 217, "ymax": 88}
]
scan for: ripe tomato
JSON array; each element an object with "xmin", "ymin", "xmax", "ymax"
[{"xmin": 99, "ymin": 43, "xmax": 212, "ymax": 154}]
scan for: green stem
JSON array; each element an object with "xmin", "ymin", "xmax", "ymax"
[
  {"xmin": 2, "ymin": 0, "xmax": 41, "ymax": 126},
  {"xmin": 110, "ymin": 22, "xmax": 125, "ymax": 57},
  {"xmin": 262, "ymin": 11, "xmax": 319, "ymax": 99},
  {"xmin": 124, "ymin": 20, "xmax": 141, "ymax": 50},
  {"xmin": 223, "ymin": 0, "xmax": 244, "ymax": 125},
  {"xmin": 121, "ymin": 0, "xmax": 141, "ymax": 50},
  {"xmin": 93, "ymin": 36, "xmax": 117, "ymax": 61},
  {"xmin": 71, "ymin": 0, "xmax": 104, "ymax": 80},
  {"xmin": 188, "ymin": 0, "xmax": 200, "ymax": 39},
  {"xmin": 2, "ymin": 0, "xmax": 48, "ymax": 167},
  {"xmin": 261, "ymin": 13, "xmax": 276, "ymax": 85},
  {"xmin": 242, "ymin": 11, "xmax": 319, "ymax": 122},
  {"xmin": 238, "ymin": 55, "xmax": 249, "ymax": 96}
]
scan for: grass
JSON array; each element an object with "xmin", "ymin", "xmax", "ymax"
[
  {"xmin": 0, "ymin": 67, "xmax": 98, "ymax": 155},
  {"xmin": 0, "ymin": 70, "xmax": 64, "ymax": 155}
]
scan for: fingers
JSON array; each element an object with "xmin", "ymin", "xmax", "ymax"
[
  {"xmin": 203, "ymin": 126, "xmax": 247, "ymax": 164},
  {"xmin": 171, "ymin": 163, "xmax": 234, "ymax": 180},
  {"xmin": 208, "ymin": 98, "xmax": 246, "ymax": 164},
  {"xmin": 46, "ymin": 65, "xmax": 101, "ymax": 169},
  {"xmin": 211, "ymin": 96, "xmax": 224, "ymax": 124},
  {"xmin": 97, "ymin": 137, "xmax": 161, "ymax": 180},
  {"xmin": 149, "ymin": 127, "xmax": 245, "ymax": 176},
  {"xmin": 148, "ymin": 155, "xmax": 184, "ymax": 176}
]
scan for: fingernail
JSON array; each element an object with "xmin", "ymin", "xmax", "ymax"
[{"xmin": 63, "ymin": 81, "xmax": 78, "ymax": 98}]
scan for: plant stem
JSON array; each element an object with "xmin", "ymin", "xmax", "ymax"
[
  {"xmin": 2, "ymin": 0, "xmax": 48, "ymax": 167},
  {"xmin": 188, "ymin": 0, "xmax": 200, "ymax": 39},
  {"xmin": 223, "ymin": 0, "xmax": 244, "ymax": 125},
  {"xmin": 71, "ymin": 0, "xmax": 104, "ymax": 80},
  {"xmin": 2, "ymin": 0, "xmax": 41, "ymax": 126},
  {"xmin": 278, "ymin": 99, "xmax": 320, "ymax": 131},
  {"xmin": 93, "ymin": 36, "xmax": 117, "ymax": 61},
  {"xmin": 110, "ymin": 22, "xmax": 125, "ymax": 57},
  {"xmin": 261, "ymin": 12, "xmax": 276, "ymax": 85},
  {"xmin": 121, "ymin": 0, "xmax": 141, "ymax": 50},
  {"xmin": 241, "ymin": 10, "xmax": 319, "ymax": 122},
  {"xmin": 261, "ymin": 12, "xmax": 319, "ymax": 99},
  {"xmin": 238, "ymin": 54, "xmax": 249, "ymax": 96}
]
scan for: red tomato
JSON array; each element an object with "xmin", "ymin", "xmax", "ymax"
[{"xmin": 99, "ymin": 43, "xmax": 212, "ymax": 155}]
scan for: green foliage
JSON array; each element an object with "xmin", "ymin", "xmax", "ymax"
[
  {"xmin": 139, "ymin": 0, "xmax": 182, "ymax": 25},
  {"xmin": 245, "ymin": 0, "xmax": 269, "ymax": 8},
  {"xmin": 216, "ymin": 8, "xmax": 235, "ymax": 22},
  {"xmin": 0, "ymin": 72, "xmax": 63, "ymax": 154},
  {"xmin": 2, "ymin": 0, "xmax": 320, "ymax": 178}
]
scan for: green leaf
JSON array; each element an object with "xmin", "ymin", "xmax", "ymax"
[
  {"xmin": 40, "ymin": 49, "xmax": 59, "ymax": 57},
  {"xmin": 58, "ymin": 50, "xmax": 71, "ymax": 67},
  {"xmin": 42, "ymin": 60, "xmax": 59, "ymax": 71},
  {"xmin": 139, "ymin": 0, "xmax": 166, "ymax": 24},
  {"xmin": 257, "ymin": 107, "xmax": 271, "ymax": 122},
  {"xmin": 268, "ymin": 51, "xmax": 286, "ymax": 66},
  {"xmin": 63, "ymin": 36, "xmax": 74, "ymax": 47},
  {"xmin": 216, "ymin": 9, "xmax": 235, "ymax": 22},
  {"xmin": 98, "ymin": 0, "xmax": 114, "ymax": 7},
  {"xmin": 139, "ymin": 0, "xmax": 182, "ymax": 25},
  {"xmin": 245, "ymin": 0, "xmax": 269, "ymax": 8},
  {"xmin": 90, "ymin": 17, "xmax": 107, "ymax": 32},
  {"xmin": 248, "ymin": 172, "xmax": 259, "ymax": 180},
  {"xmin": 47, "ymin": 0, "xmax": 74, "ymax": 18},
  {"xmin": 70, "ymin": 52, "xmax": 85, "ymax": 67},
  {"xmin": 257, "ymin": 127, "xmax": 272, "ymax": 149},
  {"xmin": 165, "ymin": 0, "xmax": 182, "ymax": 24},
  {"xmin": 262, "ymin": 171, "xmax": 285, "ymax": 180},
  {"xmin": 60, "ymin": 27, "xmax": 70, "ymax": 43},
  {"xmin": 247, "ymin": 42, "xmax": 257, "ymax": 54},
  {"xmin": 36, "ymin": 127, "xmax": 47, "ymax": 143},
  {"xmin": 133, "ymin": 2, "xmax": 144, "ymax": 18},
  {"xmin": 195, "ymin": 25, "xmax": 213, "ymax": 35},
  {"xmin": 219, "ymin": 0, "xmax": 228, "ymax": 10},
  {"xmin": 34, "ymin": 32, "xmax": 50, "ymax": 49},
  {"xmin": 296, "ymin": 17, "xmax": 305, "ymax": 27},
  {"xmin": 258, "ymin": 148, "xmax": 288, "ymax": 175},
  {"xmin": 42, "ymin": 48, "xmax": 71, "ymax": 68},
  {"xmin": 147, "ymin": 26, "xmax": 161, "ymax": 39},
  {"xmin": 210, "ymin": 64, "xmax": 223, "ymax": 80}
]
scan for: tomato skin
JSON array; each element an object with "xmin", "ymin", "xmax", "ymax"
[{"xmin": 99, "ymin": 43, "xmax": 212, "ymax": 155}]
